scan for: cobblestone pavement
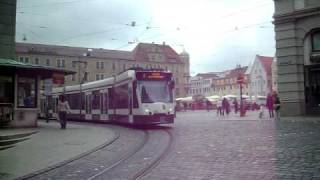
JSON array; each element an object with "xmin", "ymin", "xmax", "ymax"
[{"xmin": 142, "ymin": 111, "xmax": 320, "ymax": 180}]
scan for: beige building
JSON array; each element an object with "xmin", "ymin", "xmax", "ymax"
[
  {"xmin": 15, "ymin": 42, "xmax": 190, "ymax": 97},
  {"xmin": 188, "ymin": 66, "xmax": 249, "ymax": 98},
  {"xmin": 273, "ymin": 0, "xmax": 320, "ymax": 116},
  {"xmin": 271, "ymin": 59, "xmax": 278, "ymax": 92}
]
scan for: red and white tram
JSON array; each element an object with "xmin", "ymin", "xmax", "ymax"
[{"xmin": 47, "ymin": 68, "xmax": 175, "ymax": 125}]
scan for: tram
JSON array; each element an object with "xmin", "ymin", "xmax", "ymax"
[{"xmin": 47, "ymin": 68, "xmax": 175, "ymax": 125}]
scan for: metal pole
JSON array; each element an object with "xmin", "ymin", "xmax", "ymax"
[{"xmin": 240, "ymin": 83, "xmax": 244, "ymax": 117}]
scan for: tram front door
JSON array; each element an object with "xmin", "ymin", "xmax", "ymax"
[{"xmin": 305, "ymin": 65, "xmax": 320, "ymax": 115}]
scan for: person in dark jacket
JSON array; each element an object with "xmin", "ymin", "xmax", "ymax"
[
  {"xmin": 266, "ymin": 93, "xmax": 274, "ymax": 118},
  {"xmin": 274, "ymin": 92, "xmax": 281, "ymax": 120}
]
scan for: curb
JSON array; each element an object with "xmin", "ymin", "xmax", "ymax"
[{"xmin": 16, "ymin": 127, "xmax": 120, "ymax": 180}]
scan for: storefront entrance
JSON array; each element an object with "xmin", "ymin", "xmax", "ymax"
[
  {"xmin": 0, "ymin": 74, "xmax": 14, "ymax": 126},
  {"xmin": 305, "ymin": 65, "xmax": 320, "ymax": 115}
]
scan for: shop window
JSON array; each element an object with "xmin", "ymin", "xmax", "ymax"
[
  {"xmin": 312, "ymin": 31, "xmax": 320, "ymax": 52},
  {"xmin": 17, "ymin": 77, "xmax": 37, "ymax": 108},
  {"xmin": 25, "ymin": 57, "xmax": 29, "ymax": 63},
  {"xmin": 0, "ymin": 76, "xmax": 13, "ymax": 103}
]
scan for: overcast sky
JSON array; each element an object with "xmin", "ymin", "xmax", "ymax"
[{"xmin": 16, "ymin": 0, "xmax": 275, "ymax": 75}]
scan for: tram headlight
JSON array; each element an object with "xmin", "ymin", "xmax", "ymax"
[
  {"xmin": 144, "ymin": 108, "xmax": 150, "ymax": 114},
  {"xmin": 169, "ymin": 108, "xmax": 173, "ymax": 112}
]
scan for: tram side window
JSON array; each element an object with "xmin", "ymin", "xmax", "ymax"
[
  {"xmin": 100, "ymin": 93, "xmax": 108, "ymax": 114},
  {"xmin": 108, "ymin": 88, "xmax": 114, "ymax": 109},
  {"xmin": 17, "ymin": 77, "xmax": 37, "ymax": 108},
  {"xmin": 114, "ymin": 84, "xmax": 129, "ymax": 109},
  {"xmin": 132, "ymin": 82, "xmax": 139, "ymax": 108},
  {"xmin": 67, "ymin": 93, "xmax": 81, "ymax": 109},
  {"xmin": 92, "ymin": 90, "xmax": 100, "ymax": 110}
]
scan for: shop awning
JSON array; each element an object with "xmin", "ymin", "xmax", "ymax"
[{"xmin": 0, "ymin": 59, "xmax": 76, "ymax": 78}]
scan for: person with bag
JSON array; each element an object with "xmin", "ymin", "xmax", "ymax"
[
  {"xmin": 274, "ymin": 92, "xmax": 281, "ymax": 120},
  {"xmin": 57, "ymin": 95, "xmax": 71, "ymax": 129}
]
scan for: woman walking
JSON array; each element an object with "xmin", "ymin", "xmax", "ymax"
[
  {"xmin": 266, "ymin": 93, "xmax": 274, "ymax": 118},
  {"xmin": 57, "ymin": 95, "xmax": 71, "ymax": 129},
  {"xmin": 274, "ymin": 92, "xmax": 281, "ymax": 120}
]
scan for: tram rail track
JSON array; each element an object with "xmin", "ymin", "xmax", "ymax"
[
  {"xmin": 86, "ymin": 130, "xmax": 150, "ymax": 180},
  {"xmin": 130, "ymin": 129, "xmax": 174, "ymax": 180},
  {"xmin": 87, "ymin": 127, "xmax": 174, "ymax": 180},
  {"xmin": 21, "ymin": 124, "xmax": 174, "ymax": 180}
]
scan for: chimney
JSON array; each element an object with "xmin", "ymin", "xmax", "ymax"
[{"xmin": 163, "ymin": 41, "xmax": 166, "ymax": 45}]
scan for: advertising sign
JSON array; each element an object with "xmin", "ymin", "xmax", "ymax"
[{"xmin": 52, "ymin": 73, "xmax": 65, "ymax": 84}]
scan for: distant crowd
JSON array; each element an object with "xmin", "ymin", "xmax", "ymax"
[{"xmin": 175, "ymin": 91, "xmax": 281, "ymax": 120}]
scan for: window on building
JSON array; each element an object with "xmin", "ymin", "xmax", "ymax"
[
  {"xmin": 46, "ymin": 59, "xmax": 50, "ymax": 66},
  {"xmin": 19, "ymin": 57, "xmax": 24, "ymax": 62},
  {"xmin": 62, "ymin": 59, "xmax": 65, "ymax": 67},
  {"xmin": 25, "ymin": 57, "xmax": 29, "ymax": 63},
  {"xmin": 175, "ymin": 88, "xmax": 180, "ymax": 96},
  {"xmin": 96, "ymin": 61, "xmax": 104, "ymax": 69},
  {"xmin": 34, "ymin": 58, "xmax": 39, "ymax": 64},
  {"xmin": 123, "ymin": 64, "xmax": 126, "ymax": 70},
  {"xmin": 84, "ymin": 72, "xmax": 88, "ymax": 81},
  {"xmin": 96, "ymin": 74, "xmax": 103, "ymax": 80},
  {"xmin": 312, "ymin": 31, "xmax": 320, "ymax": 51},
  {"xmin": 17, "ymin": 77, "xmax": 36, "ymax": 108},
  {"xmin": 112, "ymin": 62, "xmax": 115, "ymax": 70},
  {"xmin": 57, "ymin": 59, "xmax": 60, "ymax": 67},
  {"xmin": 72, "ymin": 61, "xmax": 76, "ymax": 68},
  {"xmin": 72, "ymin": 74, "xmax": 75, "ymax": 81}
]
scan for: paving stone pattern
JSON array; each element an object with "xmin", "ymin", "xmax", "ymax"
[{"xmin": 142, "ymin": 111, "xmax": 320, "ymax": 180}]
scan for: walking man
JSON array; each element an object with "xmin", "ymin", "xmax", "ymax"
[{"xmin": 57, "ymin": 95, "xmax": 71, "ymax": 129}]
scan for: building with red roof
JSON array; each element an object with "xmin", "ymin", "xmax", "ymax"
[{"xmin": 248, "ymin": 55, "xmax": 274, "ymax": 98}]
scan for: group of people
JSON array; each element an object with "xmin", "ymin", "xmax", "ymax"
[
  {"xmin": 265, "ymin": 92, "xmax": 281, "ymax": 120},
  {"xmin": 216, "ymin": 98, "xmax": 232, "ymax": 116}
]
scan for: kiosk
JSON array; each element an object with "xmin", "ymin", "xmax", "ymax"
[{"xmin": 0, "ymin": 59, "xmax": 75, "ymax": 127}]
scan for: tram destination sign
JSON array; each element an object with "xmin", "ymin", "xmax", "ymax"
[{"xmin": 136, "ymin": 72, "xmax": 172, "ymax": 81}]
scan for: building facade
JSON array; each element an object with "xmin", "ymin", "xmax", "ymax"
[
  {"xmin": 0, "ymin": 0, "xmax": 16, "ymax": 59},
  {"xmin": 248, "ymin": 55, "xmax": 274, "ymax": 98},
  {"xmin": 187, "ymin": 66, "xmax": 249, "ymax": 98},
  {"xmin": 273, "ymin": 0, "xmax": 320, "ymax": 116},
  {"xmin": 15, "ymin": 42, "xmax": 190, "ymax": 98},
  {"xmin": 188, "ymin": 73, "xmax": 216, "ymax": 97},
  {"xmin": 272, "ymin": 59, "xmax": 278, "ymax": 92}
]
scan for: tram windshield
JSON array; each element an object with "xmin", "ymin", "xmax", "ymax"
[{"xmin": 138, "ymin": 80, "xmax": 173, "ymax": 103}]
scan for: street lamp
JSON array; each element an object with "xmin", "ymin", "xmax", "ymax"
[
  {"xmin": 236, "ymin": 65, "xmax": 245, "ymax": 117},
  {"xmin": 73, "ymin": 49, "xmax": 92, "ymax": 115}
]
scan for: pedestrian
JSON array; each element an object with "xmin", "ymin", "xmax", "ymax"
[
  {"xmin": 57, "ymin": 95, "xmax": 71, "ymax": 129},
  {"xmin": 274, "ymin": 92, "xmax": 281, "ymax": 120},
  {"xmin": 233, "ymin": 99, "xmax": 239, "ymax": 114},
  {"xmin": 259, "ymin": 105, "xmax": 265, "ymax": 118},
  {"xmin": 206, "ymin": 100, "xmax": 211, "ymax": 112},
  {"xmin": 183, "ymin": 102, "xmax": 187, "ymax": 111},
  {"xmin": 222, "ymin": 98, "xmax": 230, "ymax": 115},
  {"xmin": 266, "ymin": 93, "xmax": 274, "ymax": 118},
  {"xmin": 216, "ymin": 101, "xmax": 222, "ymax": 116}
]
